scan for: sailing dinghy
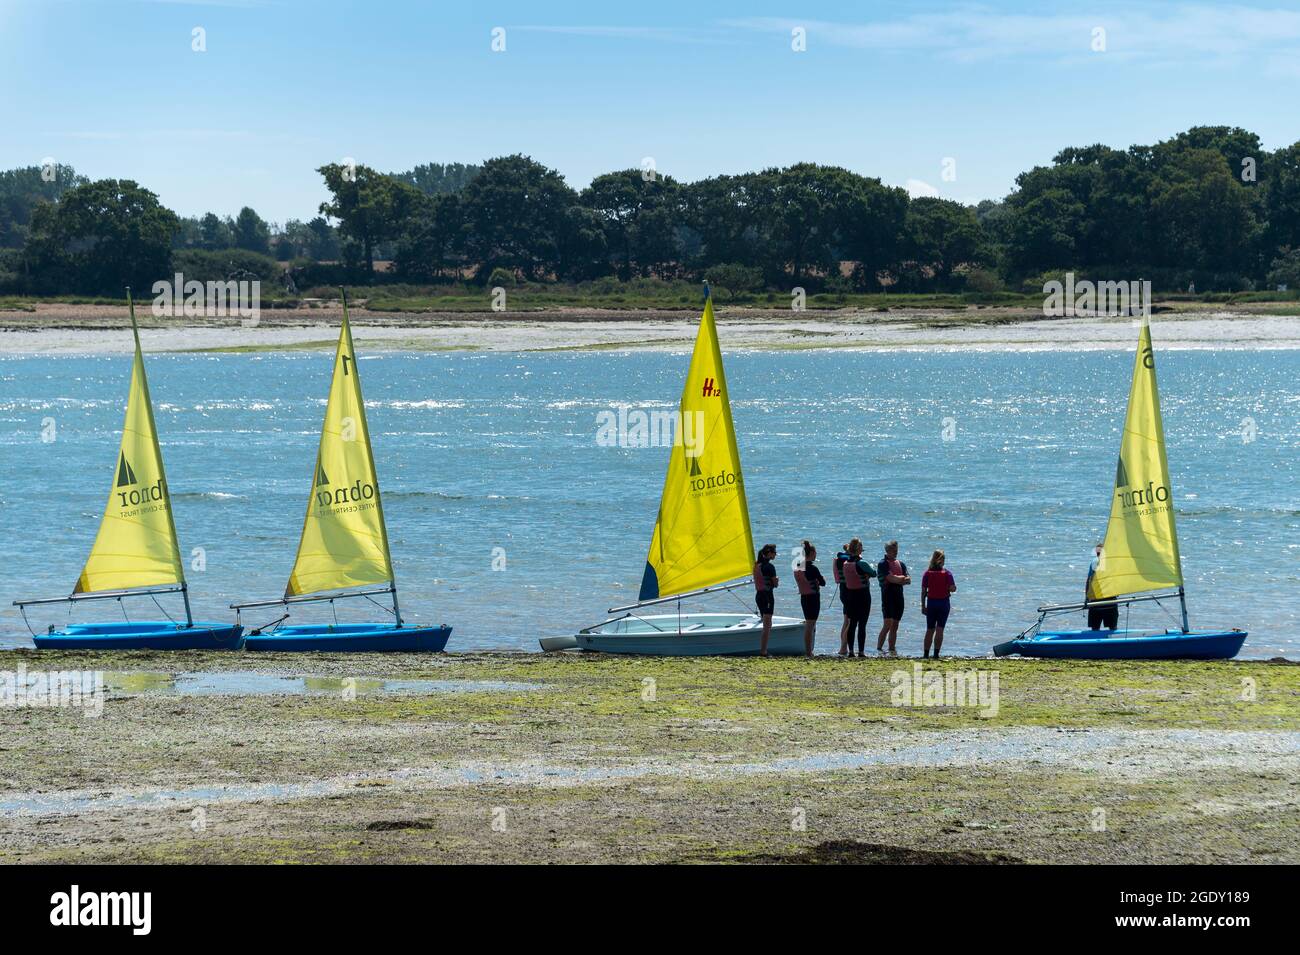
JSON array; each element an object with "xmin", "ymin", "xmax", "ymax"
[
  {"xmin": 543, "ymin": 292, "xmax": 804, "ymax": 655},
  {"xmin": 14, "ymin": 291, "xmax": 242, "ymax": 650},
  {"xmin": 233, "ymin": 292, "xmax": 452, "ymax": 651},
  {"xmin": 994, "ymin": 315, "xmax": 1246, "ymax": 660}
]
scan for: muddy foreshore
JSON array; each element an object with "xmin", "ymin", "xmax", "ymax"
[
  {"xmin": 1, "ymin": 651, "xmax": 1295, "ymax": 864},
  {"xmin": 2, "ymin": 302, "xmax": 1300, "ymax": 353}
]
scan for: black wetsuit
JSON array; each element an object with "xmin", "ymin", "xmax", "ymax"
[
  {"xmin": 834, "ymin": 552, "xmax": 852, "ymax": 611},
  {"xmin": 800, "ymin": 560, "xmax": 827, "ymax": 621},
  {"xmin": 879, "ymin": 557, "xmax": 908, "ymax": 621},
  {"xmin": 845, "ymin": 558, "xmax": 876, "ymax": 653},
  {"xmin": 755, "ymin": 557, "xmax": 776, "ymax": 616}
]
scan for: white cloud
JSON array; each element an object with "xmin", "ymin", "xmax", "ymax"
[{"xmin": 906, "ymin": 178, "xmax": 941, "ymax": 198}]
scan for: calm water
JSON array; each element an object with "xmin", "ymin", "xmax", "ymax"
[{"xmin": 1, "ymin": 348, "xmax": 1296, "ymax": 657}]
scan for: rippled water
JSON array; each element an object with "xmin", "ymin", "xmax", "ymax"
[{"xmin": 1, "ymin": 347, "xmax": 1296, "ymax": 656}]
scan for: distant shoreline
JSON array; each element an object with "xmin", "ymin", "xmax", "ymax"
[{"xmin": 2, "ymin": 302, "xmax": 1300, "ymax": 354}]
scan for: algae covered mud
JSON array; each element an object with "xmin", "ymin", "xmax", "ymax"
[{"xmin": 1, "ymin": 651, "xmax": 1295, "ymax": 864}]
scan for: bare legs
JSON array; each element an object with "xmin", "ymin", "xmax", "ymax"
[
  {"xmin": 759, "ymin": 614, "xmax": 772, "ymax": 656},
  {"xmin": 877, "ymin": 618, "xmax": 899, "ymax": 653},
  {"xmin": 803, "ymin": 618, "xmax": 816, "ymax": 657},
  {"xmin": 923, "ymin": 624, "xmax": 946, "ymax": 658}
]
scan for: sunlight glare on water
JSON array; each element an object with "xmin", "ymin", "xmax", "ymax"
[{"xmin": 0, "ymin": 348, "xmax": 1295, "ymax": 656}]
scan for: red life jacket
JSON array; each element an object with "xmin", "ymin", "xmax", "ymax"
[
  {"xmin": 753, "ymin": 561, "xmax": 771, "ymax": 592},
  {"xmin": 842, "ymin": 558, "xmax": 867, "ymax": 590},
  {"xmin": 794, "ymin": 569, "xmax": 815, "ymax": 595}
]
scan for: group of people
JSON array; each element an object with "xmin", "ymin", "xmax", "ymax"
[{"xmin": 751, "ymin": 539, "xmax": 957, "ymax": 658}]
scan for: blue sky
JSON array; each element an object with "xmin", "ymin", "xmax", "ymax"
[{"xmin": 3, "ymin": 0, "xmax": 1299, "ymax": 223}]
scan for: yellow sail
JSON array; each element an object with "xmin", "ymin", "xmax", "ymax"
[
  {"xmin": 285, "ymin": 300, "xmax": 395, "ymax": 597},
  {"xmin": 639, "ymin": 295, "xmax": 755, "ymax": 600},
  {"xmin": 1089, "ymin": 317, "xmax": 1184, "ymax": 599},
  {"xmin": 75, "ymin": 296, "xmax": 185, "ymax": 594}
]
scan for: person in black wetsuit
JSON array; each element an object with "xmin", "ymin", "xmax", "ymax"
[
  {"xmin": 876, "ymin": 540, "xmax": 910, "ymax": 654},
  {"xmin": 834, "ymin": 543, "xmax": 854, "ymax": 656},
  {"xmin": 841, "ymin": 537, "xmax": 876, "ymax": 656},
  {"xmin": 753, "ymin": 543, "xmax": 779, "ymax": 656},
  {"xmin": 794, "ymin": 540, "xmax": 827, "ymax": 658}
]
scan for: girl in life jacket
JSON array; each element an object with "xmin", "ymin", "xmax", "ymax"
[
  {"xmin": 793, "ymin": 540, "xmax": 827, "ymax": 658},
  {"xmin": 834, "ymin": 543, "xmax": 853, "ymax": 656},
  {"xmin": 840, "ymin": 538, "xmax": 877, "ymax": 657},
  {"xmin": 753, "ymin": 543, "xmax": 779, "ymax": 656}
]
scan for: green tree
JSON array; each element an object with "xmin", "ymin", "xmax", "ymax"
[
  {"xmin": 457, "ymin": 154, "xmax": 585, "ymax": 280},
  {"xmin": 1152, "ymin": 126, "xmax": 1263, "ymax": 183},
  {"xmin": 1149, "ymin": 148, "xmax": 1260, "ymax": 275},
  {"xmin": 707, "ymin": 263, "xmax": 763, "ymax": 301},
  {"xmin": 1004, "ymin": 188, "xmax": 1087, "ymax": 277},
  {"xmin": 393, "ymin": 193, "xmax": 464, "ymax": 280},
  {"xmin": 199, "ymin": 212, "xmax": 233, "ymax": 250},
  {"xmin": 1262, "ymin": 141, "xmax": 1300, "ymax": 261},
  {"xmin": 0, "ymin": 163, "xmax": 87, "ymax": 248},
  {"xmin": 1265, "ymin": 247, "xmax": 1300, "ymax": 289},
  {"xmin": 556, "ymin": 204, "xmax": 608, "ymax": 281},
  {"xmin": 581, "ymin": 170, "xmax": 683, "ymax": 279},
  {"xmin": 685, "ymin": 172, "xmax": 775, "ymax": 277},
  {"xmin": 318, "ymin": 163, "xmax": 425, "ymax": 274},
  {"xmin": 838, "ymin": 176, "xmax": 909, "ymax": 290},
  {"xmin": 23, "ymin": 179, "xmax": 178, "ymax": 294},
  {"xmin": 902, "ymin": 197, "xmax": 988, "ymax": 289},
  {"xmin": 393, "ymin": 161, "xmax": 482, "ymax": 196},
  {"xmin": 232, "ymin": 206, "xmax": 271, "ymax": 254}
]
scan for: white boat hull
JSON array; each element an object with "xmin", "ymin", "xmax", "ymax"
[{"xmin": 569, "ymin": 612, "xmax": 807, "ymax": 656}]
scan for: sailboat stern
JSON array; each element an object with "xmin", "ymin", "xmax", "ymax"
[
  {"xmin": 995, "ymin": 628, "xmax": 1247, "ymax": 660},
  {"xmin": 32, "ymin": 621, "xmax": 243, "ymax": 651},
  {"xmin": 242, "ymin": 622, "xmax": 451, "ymax": 652},
  {"xmin": 573, "ymin": 612, "xmax": 805, "ymax": 656}
]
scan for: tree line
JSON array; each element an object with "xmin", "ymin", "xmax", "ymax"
[{"xmin": 2, "ymin": 127, "xmax": 1298, "ymax": 298}]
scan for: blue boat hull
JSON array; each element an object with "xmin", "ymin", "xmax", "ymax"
[
  {"xmin": 992, "ymin": 628, "xmax": 1247, "ymax": 660},
  {"xmin": 242, "ymin": 623, "xmax": 452, "ymax": 652},
  {"xmin": 32, "ymin": 621, "xmax": 243, "ymax": 651}
]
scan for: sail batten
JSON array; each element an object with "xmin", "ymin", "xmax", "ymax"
[
  {"xmin": 638, "ymin": 297, "xmax": 755, "ymax": 601},
  {"xmin": 75, "ymin": 296, "xmax": 185, "ymax": 595},
  {"xmin": 1089, "ymin": 317, "xmax": 1184, "ymax": 599},
  {"xmin": 285, "ymin": 298, "xmax": 395, "ymax": 597}
]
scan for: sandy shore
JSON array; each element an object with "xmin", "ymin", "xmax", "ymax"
[
  {"xmin": 2, "ymin": 652, "xmax": 1295, "ymax": 864},
  {"xmin": 3, "ymin": 303, "xmax": 1300, "ymax": 354}
]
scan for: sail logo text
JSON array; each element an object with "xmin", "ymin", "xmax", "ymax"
[
  {"xmin": 596, "ymin": 406, "xmax": 705, "ymax": 456},
  {"xmin": 315, "ymin": 478, "xmax": 377, "ymax": 508},
  {"xmin": 690, "ymin": 467, "xmax": 739, "ymax": 496},
  {"xmin": 1042, "ymin": 272, "xmax": 1151, "ymax": 318},
  {"xmin": 701, "ymin": 377, "xmax": 721, "ymax": 398},
  {"xmin": 890, "ymin": 664, "xmax": 999, "ymax": 717},
  {"xmin": 117, "ymin": 477, "xmax": 166, "ymax": 509},
  {"xmin": 49, "ymin": 885, "xmax": 151, "ymax": 935},
  {"xmin": 1117, "ymin": 480, "xmax": 1170, "ymax": 509}
]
